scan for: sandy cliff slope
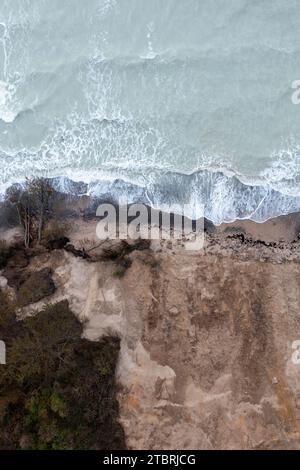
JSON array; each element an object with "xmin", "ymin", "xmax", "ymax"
[{"xmin": 2, "ymin": 214, "xmax": 300, "ymax": 449}]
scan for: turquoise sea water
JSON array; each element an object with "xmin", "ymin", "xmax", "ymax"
[{"xmin": 1, "ymin": 0, "xmax": 300, "ymax": 222}]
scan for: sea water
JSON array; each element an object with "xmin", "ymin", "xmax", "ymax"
[{"xmin": 1, "ymin": 0, "xmax": 300, "ymax": 223}]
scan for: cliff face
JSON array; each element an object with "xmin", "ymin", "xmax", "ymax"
[
  {"xmin": 2, "ymin": 215, "xmax": 300, "ymax": 450},
  {"xmin": 21, "ymin": 241, "xmax": 300, "ymax": 448},
  {"xmin": 116, "ymin": 251, "xmax": 300, "ymax": 449}
]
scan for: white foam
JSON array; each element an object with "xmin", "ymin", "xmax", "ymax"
[
  {"xmin": 0, "ymin": 80, "xmax": 16, "ymax": 123},
  {"xmin": 0, "ymin": 1, "xmax": 300, "ymax": 224},
  {"xmin": 261, "ymin": 143, "xmax": 300, "ymax": 197},
  {"xmin": 97, "ymin": 0, "xmax": 117, "ymax": 16}
]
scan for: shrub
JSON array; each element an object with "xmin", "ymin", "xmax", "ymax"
[
  {"xmin": 0, "ymin": 290, "xmax": 16, "ymax": 331},
  {"xmin": 42, "ymin": 220, "xmax": 70, "ymax": 244},
  {"xmin": 17, "ymin": 268, "xmax": 55, "ymax": 307},
  {"xmin": 112, "ymin": 267, "xmax": 127, "ymax": 278},
  {"xmin": 0, "ymin": 240, "xmax": 10, "ymax": 269},
  {"xmin": 0, "ymin": 300, "xmax": 125, "ymax": 450}
]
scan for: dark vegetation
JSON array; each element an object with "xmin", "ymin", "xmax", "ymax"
[
  {"xmin": 2, "ymin": 179, "xmax": 75, "ymax": 250},
  {"xmin": 0, "ymin": 240, "xmax": 10, "ymax": 269},
  {"xmin": 0, "ymin": 296, "xmax": 126, "ymax": 450},
  {"xmin": 16, "ymin": 268, "xmax": 56, "ymax": 307},
  {"xmin": 226, "ymin": 232, "xmax": 278, "ymax": 248},
  {"xmin": 101, "ymin": 239, "xmax": 151, "ymax": 277},
  {"xmin": 0, "ymin": 243, "xmax": 56, "ymax": 307},
  {"xmin": 60, "ymin": 238, "xmax": 152, "ymax": 275}
]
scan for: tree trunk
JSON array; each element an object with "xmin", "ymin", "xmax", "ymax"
[
  {"xmin": 38, "ymin": 207, "xmax": 44, "ymax": 244},
  {"xmin": 24, "ymin": 207, "xmax": 30, "ymax": 248}
]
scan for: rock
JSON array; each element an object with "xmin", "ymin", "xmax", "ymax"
[
  {"xmin": 0, "ymin": 276, "xmax": 8, "ymax": 289},
  {"xmin": 19, "ymin": 434, "xmax": 33, "ymax": 450},
  {"xmin": 169, "ymin": 306, "xmax": 179, "ymax": 316},
  {"xmin": 155, "ymin": 378, "xmax": 171, "ymax": 400}
]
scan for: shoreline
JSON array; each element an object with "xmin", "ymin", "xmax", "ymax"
[
  {"xmin": 0, "ymin": 181, "xmax": 300, "ymax": 252},
  {"xmin": 1, "ymin": 172, "xmax": 300, "ymax": 226},
  {"xmin": 1, "ymin": 177, "xmax": 300, "ymax": 248}
]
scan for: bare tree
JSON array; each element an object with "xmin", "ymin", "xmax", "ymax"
[
  {"xmin": 5, "ymin": 178, "xmax": 53, "ymax": 247},
  {"xmin": 6, "ymin": 184, "xmax": 31, "ymax": 248},
  {"xmin": 27, "ymin": 178, "xmax": 53, "ymax": 244}
]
